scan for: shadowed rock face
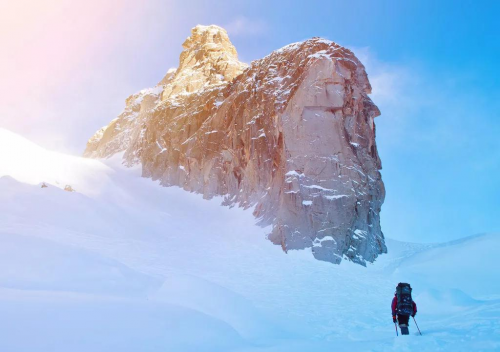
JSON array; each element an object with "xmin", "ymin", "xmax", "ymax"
[{"xmin": 84, "ymin": 25, "xmax": 386, "ymax": 265}]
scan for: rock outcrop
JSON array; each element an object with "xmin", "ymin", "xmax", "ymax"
[{"xmin": 84, "ymin": 25, "xmax": 386, "ymax": 265}]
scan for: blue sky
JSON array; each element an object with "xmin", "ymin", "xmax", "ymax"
[{"xmin": 1, "ymin": 0, "xmax": 498, "ymax": 243}]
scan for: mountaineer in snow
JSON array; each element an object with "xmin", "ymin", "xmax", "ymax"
[{"xmin": 391, "ymin": 282, "xmax": 417, "ymax": 335}]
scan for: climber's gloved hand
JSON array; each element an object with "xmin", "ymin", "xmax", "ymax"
[
  {"xmin": 393, "ymin": 316, "xmax": 397, "ymax": 323},
  {"xmin": 411, "ymin": 313, "xmax": 416, "ymax": 318}
]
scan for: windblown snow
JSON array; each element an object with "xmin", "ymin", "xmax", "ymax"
[{"xmin": 0, "ymin": 128, "xmax": 499, "ymax": 351}]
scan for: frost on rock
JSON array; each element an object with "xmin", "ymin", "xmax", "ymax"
[{"xmin": 84, "ymin": 25, "xmax": 386, "ymax": 265}]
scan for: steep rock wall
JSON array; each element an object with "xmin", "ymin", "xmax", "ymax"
[{"xmin": 84, "ymin": 25, "xmax": 386, "ymax": 265}]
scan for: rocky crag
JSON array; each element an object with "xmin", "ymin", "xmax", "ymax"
[{"xmin": 84, "ymin": 25, "xmax": 386, "ymax": 265}]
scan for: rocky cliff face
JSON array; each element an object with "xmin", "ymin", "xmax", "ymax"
[{"xmin": 84, "ymin": 25, "xmax": 386, "ymax": 265}]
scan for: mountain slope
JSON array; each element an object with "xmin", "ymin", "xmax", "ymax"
[
  {"xmin": 0, "ymin": 128, "xmax": 113, "ymax": 196},
  {"xmin": 1, "ymin": 129, "xmax": 499, "ymax": 351},
  {"xmin": 84, "ymin": 25, "xmax": 385, "ymax": 265}
]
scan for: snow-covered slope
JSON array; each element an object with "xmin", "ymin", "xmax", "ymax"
[
  {"xmin": 0, "ymin": 129, "xmax": 499, "ymax": 351},
  {"xmin": 0, "ymin": 128, "xmax": 114, "ymax": 196}
]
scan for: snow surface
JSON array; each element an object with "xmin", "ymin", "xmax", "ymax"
[{"xmin": 0, "ymin": 128, "xmax": 499, "ymax": 351}]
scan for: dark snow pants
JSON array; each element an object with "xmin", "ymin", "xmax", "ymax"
[{"xmin": 397, "ymin": 315, "xmax": 410, "ymax": 335}]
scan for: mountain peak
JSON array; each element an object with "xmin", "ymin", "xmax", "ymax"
[
  {"xmin": 84, "ymin": 26, "xmax": 386, "ymax": 265},
  {"xmin": 182, "ymin": 25, "xmax": 234, "ymax": 54},
  {"xmin": 159, "ymin": 24, "xmax": 247, "ymax": 100}
]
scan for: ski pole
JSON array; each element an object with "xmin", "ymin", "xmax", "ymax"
[
  {"xmin": 394, "ymin": 322, "xmax": 399, "ymax": 336},
  {"xmin": 412, "ymin": 316, "xmax": 422, "ymax": 336}
]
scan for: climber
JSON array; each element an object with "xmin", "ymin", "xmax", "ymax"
[{"xmin": 391, "ymin": 282, "xmax": 417, "ymax": 335}]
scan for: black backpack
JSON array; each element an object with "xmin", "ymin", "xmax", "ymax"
[{"xmin": 396, "ymin": 282, "xmax": 413, "ymax": 315}]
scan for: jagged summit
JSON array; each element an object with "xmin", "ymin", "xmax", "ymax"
[
  {"xmin": 160, "ymin": 24, "xmax": 247, "ymax": 101},
  {"xmin": 84, "ymin": 25, "xmax": 386, "ymax": 265},
  {"xmin": 181, "ymin": 24, "xmax": 237, "ymax": 57}
]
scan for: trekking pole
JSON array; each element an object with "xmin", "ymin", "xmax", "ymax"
[
  {"xmin": 394, "ymin": 322, "xmax": 399, "ymax": 336},
  {"xmin": 412, "ymin": 316, "xmax": 422, "ymax": 336}
]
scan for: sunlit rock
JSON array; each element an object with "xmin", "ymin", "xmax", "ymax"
[{"xmin": 84, "ymin": 25, "xmax": 386, "ymax": 265}]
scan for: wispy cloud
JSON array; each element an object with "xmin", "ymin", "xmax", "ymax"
[
  {"xmin": 349, "ymin": 46, "xmax": 496, "ymax": 164},
  {"xmin": 349, "ymin": 47, "xmax": 421, "ymax": 148},
  {"xmin": 223, "ymin": 16, "xmax": 269, "ymax": 37},
  {"xmin": 351, "ymin": 46, "xmax": 500, "ymax": 170},
  {"xmin": 350, "ymin": 47, "xmax": 414, "ymax": 109}
]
